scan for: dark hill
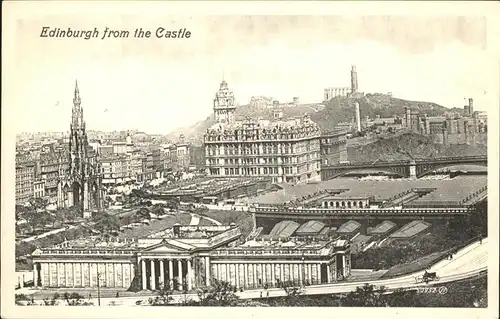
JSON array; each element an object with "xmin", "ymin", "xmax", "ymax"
[{"xmin": 347, "ymin": 133, "xmax": 487, "ymax": 162}]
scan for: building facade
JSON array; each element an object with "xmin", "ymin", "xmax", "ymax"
[
  {"xmin": 15, "ymin": 155, "xmax": 36, "ymax": 205},
  {"xmin": 33, "ymin": 180, "xmax": 46, "ymax": 199},
  {"xmin": 324, "ymin": 87, "xmax": 351, "ymax": 101},
  {"xmin": 39, "ymin": 150, "xmax": 69, "ymax": 199},
  {"xmin": 31, "ymin": 224, "xmax": 351, "ymax": 290},
  {"xmin": 101, "ymin": 155, "xmax": 131, "ymax": 185},
  {"xmin": 320, "ymin": 130, "xmax": 348, "ymax": 166},
  {"xmin": 204, "ymin": 80, "xmax": 322, "ymax": 184}
]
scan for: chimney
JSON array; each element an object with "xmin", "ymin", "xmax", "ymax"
[
  {"xmin": 468, "ymin": 98, "xmax": 474, "ymax": 115},
  {"xmin": 464, "ymin": 121, "xmax": 469, "ymax": 145},
  {"xmin": 355, "ymin": 102, "xmax": 361, "ymax": 132}
]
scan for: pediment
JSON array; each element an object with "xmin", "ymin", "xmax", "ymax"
[
  {"xmin": 144, "ymin": 245, "xmax": 184, "ymax": 253},
  {"xmin": 141, "ymin": 239, "xmax": 194, "ymax": 253}
]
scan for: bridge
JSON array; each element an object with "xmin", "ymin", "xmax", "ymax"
[
  {"xmin": 321, "ymin": 155, "xmax": 487, "ymax": 180},
  {"xmin": 251, "ymin": 206, "xmax": 472, "ymax": 222}
]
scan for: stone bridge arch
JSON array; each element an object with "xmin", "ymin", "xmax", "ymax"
[
  {"xmin": 416, "ymin": 163, "xmax": 487, "ymax": 178},
  {"xmin": 322, "ymin": 167, "xmax": 407, "ymax": 180}
]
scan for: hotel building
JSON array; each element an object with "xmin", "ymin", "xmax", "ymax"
[{"xmin": 204, "ymin": 80, "xmax": 322, "ymax": 184}]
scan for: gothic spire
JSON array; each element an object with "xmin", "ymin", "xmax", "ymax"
[{"xmin": 73, "ymin": 79, "xmax": 81, "ymax": 105}]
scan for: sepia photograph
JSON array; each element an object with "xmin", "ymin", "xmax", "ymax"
[{"xmin": 1, "ymin": 2, "xmax": 499, "ymax": 319}]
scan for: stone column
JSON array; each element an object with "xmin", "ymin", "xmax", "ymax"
[
  {"xmin": 73, "ymin": 263, "xmax": 77, "ymax": 287},
  {"xmin": 178, "ymin": 259, "xmax": 183, "ymax": 290},
  {"xmin": 150, "ymin": 259, "xmax": 156, "ymax": 290},
  {"xmin": 244, "ymin": 263, "xmax": 248, "ymax": 288},
  {"xmin": 168, "ymin": 259, "xmax": 174, "ymax": 289},
  {"xmin": 88, "ymin": 263, "xmax": 93, "ymax": 288},
  {"xmin": 47, "ymin": 263, "xmax": 52, "ymax": 287},
  {"xmin": 308, "ymin": 264, "xmax": 312, "ymax": 284},
  {"xmin": 83, "ymin": 182, "xmax": 89, "ymax": 210},
  {"xmin": 298, "ymin": 264, "xmax": 303, "ymax": 285},
  {"xmin": 205, "ymin": 257, "xmax": 210, "ymax": 286},
  {"xmin": 141, "ymin": 259, "xmax": 147, "ymax": 290},
  {"xmin": 113, "ymin": 263, "xmax": 118, "ymax": 288},
  {"xmin": 122, "ymin": 263, "xmax": 127, "ymax": 288},
  {"xmin": 159, "ymin": 259, "xmax": 165, "ymax": 288},
  {"xmin": 253, "ymin": 264, "xmax": 257, "ymax": 287},
  {"xmin": 235, "ymin": 264, "xmax": 240, "ymax": 289},
  {"xmin": 280, "ymin": 264, "xmax": 284, "ymax": 283},
  {"xmin": 80, "ymin": 263, "xmax": 84, "ymax": 287},
  {"xmin": 64, "ymin": 263, "xmax": 68, "ymax": 287},
  {"xmin": 187, "ymin": 259, "xmax": 192, "ymax": 290},
  {"xmin": 225, "ymin": 264, "xmax": 230, "ymax": 283},
  {"xmin": 33, "ymin": 263, "xmax": 38, "ymax": 288},
  {"xmin": 317, "ymin": 264, "xmax": 322, "ymax": 284},
  {"xmin": 342, "ymin": 255, "xmax": 347, "ymax": 278},
  {"xmin": 41, "ymin": 263, "xmax": 47, "ymax": 287},
  {"xmin": 271, "ymin": 264, "xmax": 276, "ymax": 287},
  {"xmin": 326, "ymin": 264, "xmax": 331, "ymax": 283},
  {"xmin": 260, "ymin": 264, "xmax": 264, "ymax": 284}
]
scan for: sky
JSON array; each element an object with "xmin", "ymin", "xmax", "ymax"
[{"xmin": 4, "ymin": 14, "xmax": 497, "ymax": 135}]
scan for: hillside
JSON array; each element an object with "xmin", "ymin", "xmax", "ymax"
[
  {"xmin": 167, "ymin": 93, "xmax": 465, "ymax": 143},
  {"xmin": 347, "ymin": 133, "xmax": 487, "ymax": 162}
]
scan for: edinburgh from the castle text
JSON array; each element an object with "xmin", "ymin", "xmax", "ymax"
[{"xmin": 40, "ymin": 26, "xmax": 192, "ymax": 40}]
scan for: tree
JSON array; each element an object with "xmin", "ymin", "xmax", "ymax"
[
  {"xmin": 36, "ymin": 211, "xmax": 54, "ymax": 232},
  {"xmin": 166, "ymin": 199, "xmax": 179, "ymax": 210},
  {"xmin": 135, "ymin": 207, "xmax": 151, "ymax": 220},
  {"xmin": 23, "ymin": 209, "xmax": 41, "ymax": 233},
  {"xmin": 386, "ymin": 288, "xmax": 416, "ymax": 307},
  {"xmin": 64, "ymin": 205, "xmax": 82, "ymax": 221},
  {"xmin": 149, "ymin": 282, "xmax": 174, "ymax": 305},
  {"xmin": 28, "ymin": 197, "xmax": 48, "ymax": 212},
  {"xmin": 202, "ymin": 279, "xmax": 239, "ymax": 306},
  {"xmin": 151, "ymin": 203, "xmax": 165, "ymax": 216},
  {"xmin": 15, "ymin": 205, "xmax": 30, "ymax": 221},
  {"xmin": 341, "ymin": 283, "xmax": 388, "ymax": 307},
  {"xmin": 282, "ymin": 282, "xmax": 304, "ymax": 297},
  {"xmin": 94, "ymin": 213, "xmax": 120, "ymax": 236}
]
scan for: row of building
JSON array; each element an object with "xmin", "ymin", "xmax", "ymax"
[
  {"xmin": 15, "ymin": 139, "xmax": 191, "ymax": 205},
  {"xmin": 94, "ymin": 135, "xmax": 190, "ymax": 185},
  {"xmin": 16, "ymin": 129, "xmax": 165, "ymax": 147},
  {"xmin": 249, "ymin": 96, "xmax": 300, "ymax": 109}
]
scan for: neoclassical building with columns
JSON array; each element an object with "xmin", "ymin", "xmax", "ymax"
[{"xmin": 31, "ymin": 224, "xmax": 351, "ymax": 291}]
